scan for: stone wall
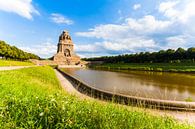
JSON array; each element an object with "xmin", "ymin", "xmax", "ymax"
[{"xmin": 57, "ymin": 68, "xmax": 195, "ymax": 111}]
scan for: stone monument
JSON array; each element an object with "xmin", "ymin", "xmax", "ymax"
[{"xmin": 53, "ymin": 30, "xmax": 81, "ymax": 65}]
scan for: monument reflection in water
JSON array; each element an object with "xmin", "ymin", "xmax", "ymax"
[{"xmin": 64, "ymin": 68, "xmax": 195, "ymax": 101}]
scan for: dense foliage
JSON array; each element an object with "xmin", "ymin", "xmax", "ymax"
[
  {"xmin": 84, "ymin": 47, "xmax": 195, "ymax": 63},
  {"xmin": 0, "ymin": 66, "xmax": 192, "ymax": 128},
  {"xmin": 0, "ymin": 40, "xmax": 40, "ymax": 60}
]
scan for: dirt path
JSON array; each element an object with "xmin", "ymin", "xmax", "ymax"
[
  {"xmin": 55, "ymin": 69, "xmax": 195, "ymax": 125},
  {"xmin": 0, "ymin": 66, "xmax": 34, "ymax": 71}
]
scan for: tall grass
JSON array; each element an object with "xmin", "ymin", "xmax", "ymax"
[
  {"xmin": 0, "ymin": 59, "xmax": 34, "ymax": 66},
  {"xmin": 0, "ymin": 66, "xmax": 193, "ymax": 128}
]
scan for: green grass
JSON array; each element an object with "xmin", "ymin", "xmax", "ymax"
[
  {"xmin": 0, "ymin": 66, "xmax": 193, "ymax": 128},
  {"xmin": 91, "ymin": 63, "xmax": 195, "ymax": 73},
  {"xmin": 0, "ymin": 59, "xmax": 34, "ymax": 66}
]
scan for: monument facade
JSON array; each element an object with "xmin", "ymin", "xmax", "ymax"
[
  {"xmin": 53, "ymin": 30, "xmax": 81, "ymax": 65},
  {"xmin": 30, "ymin": 30, "xmax": 85, "ymax": 66}
]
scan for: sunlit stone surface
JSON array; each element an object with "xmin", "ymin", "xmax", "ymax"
[{"xmin": 53, "ymin": 30, "xmax": 81, "ymax": 65}]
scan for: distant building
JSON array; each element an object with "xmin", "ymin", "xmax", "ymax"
[{"xmin": 53, "ymin": 30, "xmax": 81, "ymax": 65}]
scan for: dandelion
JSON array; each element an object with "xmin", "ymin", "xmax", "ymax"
[
  {"xmin": 51, "ymin": 98, "xmax": 56, "ymax": 102},
  {"xmin": 39, "ymin": 112, "xmax": 44, "ymax": 117}
]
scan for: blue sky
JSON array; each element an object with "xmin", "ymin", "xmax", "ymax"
[{"xmin": 0, "ymin": 0, "xmax": 195, "ymax": 58}]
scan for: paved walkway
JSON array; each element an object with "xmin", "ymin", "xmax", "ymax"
[
  {"xmin": 0, "ymin": 66, "xmax": 33, "ymax": 71},
  {"xmin": 55, "ymin": 69, "xmax": 195, "ymax": 124},
  {"xmin": 54, "ymin": 69, "xmax": 89, "ymax": 99},
  {"xmin": 153, "ymin": 110, "xmax": 195, "ymax": 124}
]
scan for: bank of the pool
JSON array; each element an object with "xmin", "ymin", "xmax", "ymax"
[
  {"xmin": 58, "ymin": 68, "xmax": 195, "ymax": 111},
  {"xmin": 89, "ymin": 63, "xmax": 195, "ymax": 73}
]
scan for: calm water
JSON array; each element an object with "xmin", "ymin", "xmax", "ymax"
[{"xmin": 64, "ymin": 68, "xmax": 195, "ymax": 101}]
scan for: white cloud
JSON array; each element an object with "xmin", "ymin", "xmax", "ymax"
[
  {"xmin": 0, "ymin": 0, "xmax": 39, "ymax": 20},
  {"xmin": 50, "ymin": 13, "xmax": 74, "ymax": 25},
  {"xmin": 20, "ymin": 42, "xmax": 57, "ymax": 58},
  {"xmin": 133, "ymin": 4, "xmax": 141, "ymax": 10},
  {"xmin": 75, "ymin": 0, "xmax": 195, "ymax": 57},
  {"xmin": 103, "ymin": 38, "xmax": 156, "ymax": 51},
  {"xmin": 165, "ymin": 35, "xmax": 194, "ymax": 49},
  {"xmin": 76, "ymin": 15, "xmax": 171, "ymax": 39},
  {"xmin": 76, "ymin": 24, "xmax": 129, "ymax": 39},
  {"xmin": 75, "ymin": 15, "xmax": 172, "ymax": 54},
  {"xmin": 166, "ymin": 35, "xmax": 186, "ymax": 45},
  {"xmin": 159, "ymin": 1, "xmax": 179, "ymax": 15},
  {"xmin": 125, "ymin": 15, "xmax": 172, "ymax": 34},
  {"xmin": 76, "ymin": 37, "xmax": 156, "ymax": 53},
  {"xmin": 159, "ymin": 0, "xmax": 195, "ymax": 23},
  {"xmin": 75, "ymin": 43, "xmax": 103, "ymax": 53}
]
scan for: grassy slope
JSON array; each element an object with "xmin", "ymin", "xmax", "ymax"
[
  {"xmin": 92, "ymin": 63, "xmax": 195, "ymax": 72},
  {"xmin": 0, "ymin": 66, "xmax": 193, "ymax": 128},
  {"xmin": 0, "ymin": 59, "xmax": 34, "ymax": 66}
]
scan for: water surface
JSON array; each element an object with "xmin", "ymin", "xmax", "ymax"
[{"xmin": 64, "ymin": 68, "xmax": 195, "ymax": 101}]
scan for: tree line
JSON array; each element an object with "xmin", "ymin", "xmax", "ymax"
[
  {"xmin": 83, "ymin": 47, "xmax": 195, "ymax": 63},
  {"xmin": 0, "ymin": 40, "xmax": 40, "ymax": 60}
]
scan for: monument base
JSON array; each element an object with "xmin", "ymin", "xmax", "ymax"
[{"xmin": 53, "ymin": 52, "xmax": 81, "ymax": 65}]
